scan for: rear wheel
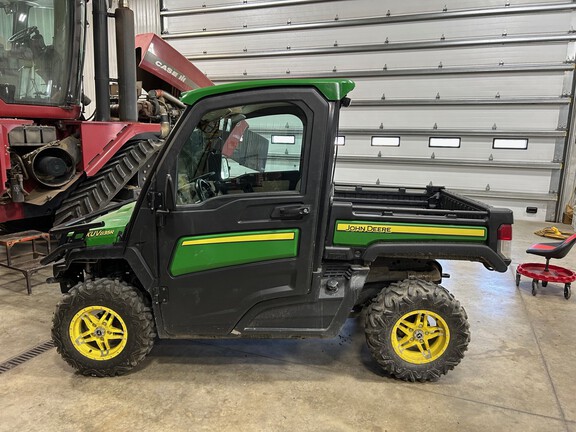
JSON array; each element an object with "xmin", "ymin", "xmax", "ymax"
[
  {"xmin": 365, "ymin": 279, "xmax": 470, "ymax": 382},
  {"xmin": 52, "ymin": 278, "xmax": 156, "ymax": 376}
]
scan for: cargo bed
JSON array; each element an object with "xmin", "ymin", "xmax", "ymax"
[{"xmin": 326, "ymin": 183, "xmax": 513, "ymax": 271}]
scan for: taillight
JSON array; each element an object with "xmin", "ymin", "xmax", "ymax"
[
  {"xmin": 498, "ymin": 224, "xmax": 513, "ymax": 241},
  {"xmin": 497, "ymin": 224, "xmax": 513, "ymax": 259}
]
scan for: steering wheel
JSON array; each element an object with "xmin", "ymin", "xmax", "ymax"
[
  {"xmin": 8, "ymin": 26, "xmax": 38, "ymax": 44},
  {"xmin": 177, "ymin": 172, "xmax": 216, "ymax": 203},
  {"xmin": 196, "ymin": 178, "xmax": 216, "ymax": 201}
]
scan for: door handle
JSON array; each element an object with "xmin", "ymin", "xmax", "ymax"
[{"xmin": 271, "ymin": 204, "xmax": 311, "ymax": 220}]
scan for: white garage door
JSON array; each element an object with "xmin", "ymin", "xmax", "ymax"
[{"xmin": 157, "ymin": 0, "xmax": 576, "ymax": 221}]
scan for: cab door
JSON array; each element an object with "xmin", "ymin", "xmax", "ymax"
[{"xmin": 148, "ymin": 88, "xmax": 335, "ymax": 336}]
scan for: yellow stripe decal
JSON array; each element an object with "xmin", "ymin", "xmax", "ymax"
[
  {"xmin": 336, "ymin": 223, "xmax": 485, "ymax": 237},
  {"xmin": 182, "ymin": 232, "xmax": 295, "ymax": 246}
]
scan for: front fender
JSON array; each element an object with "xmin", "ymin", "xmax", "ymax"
[{"xmin": 52, "ymin": 245, "xmax": 156, "ymax": 292}]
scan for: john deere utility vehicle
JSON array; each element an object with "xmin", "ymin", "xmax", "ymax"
[{"xmin": 44, "ymin": 79, "xmax": 513, "ymax": 381}]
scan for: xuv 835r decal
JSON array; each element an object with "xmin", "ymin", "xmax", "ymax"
[
  {"xmin": 333, "ymin": 221, "xmax": 487, "ymax": 246},
  {"xmin": 170, "ymin": 229, "xmax": 299, "ymax": 276}
]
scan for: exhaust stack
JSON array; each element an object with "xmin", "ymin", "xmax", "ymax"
[
  {"xmin": 115, "ymin": 0, "xmax": 138, "ymax": 122},
  {"xmin": 93, "ymin": 0, "xmax": 110, "ymax": 122}
]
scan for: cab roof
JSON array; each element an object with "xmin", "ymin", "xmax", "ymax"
[{"xmin": 180, "ymin": 79, "xmax": 356, "ymax": 106}]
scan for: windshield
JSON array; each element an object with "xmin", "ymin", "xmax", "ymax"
[{"xmin": 0, "ymin": 0, "xmax": 83, "ymax": 106}]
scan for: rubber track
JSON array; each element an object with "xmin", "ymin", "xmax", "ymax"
[{"xmin": 54, "ymin": 140, "xmax": 162, "ymax": 226}]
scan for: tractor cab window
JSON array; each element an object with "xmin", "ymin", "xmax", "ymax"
[
  {"xmin": 176, "ymin": 102, "xmax": 305, "ymax": 205},
  {"xmin": 0, "ymin": 0, "xmax": 84, "ymax": 106}
]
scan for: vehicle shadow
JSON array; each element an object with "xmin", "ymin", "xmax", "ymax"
[{"xmin": 139, "ymin": 317, "xmax": 390, "ymax": 382}]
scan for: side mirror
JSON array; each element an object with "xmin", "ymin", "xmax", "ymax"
[
  {"xmin": 206, "ymin": 153, "xmax": 230, "ymax": 181},
  {"xmin": 220, "ymin": 156, "xmax": 230, "ymax": 180}
]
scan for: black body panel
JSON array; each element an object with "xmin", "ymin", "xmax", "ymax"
[{"xmin": 128, "ymin": 88, "xmax": 342, "ymax": 337}]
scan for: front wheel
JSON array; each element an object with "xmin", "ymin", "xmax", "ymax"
[
  {"xmin": 52, "ymin": 278, "xmax": 156, "ymax": 376},
  {"xmin": 365, "ymin": 279, "xmax": 470, "ymax": 382}
]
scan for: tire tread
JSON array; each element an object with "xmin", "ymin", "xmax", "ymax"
[
  {"xmin": 52, "ymin": 278, "xmax": 156, "ymax": 377},
  {"xmin": 365, "ymin": 279, "xmax": 470, "ymax": 382}
]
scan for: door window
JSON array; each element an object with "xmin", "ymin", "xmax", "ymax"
[{"xmin": 176, "ymin": 102, "xmax": 306, "ymax": 205}]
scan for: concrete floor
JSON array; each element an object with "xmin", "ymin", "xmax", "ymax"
[{"xmin": 0, "ymin": 220, "xmax": 575, "ymax": 432}]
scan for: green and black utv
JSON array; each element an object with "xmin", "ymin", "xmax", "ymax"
[{"xmin": 44, "ymin": 79, "xmax": 513, "ymax": 381}]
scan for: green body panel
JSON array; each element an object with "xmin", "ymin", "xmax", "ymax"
[
  {"xmin": 170, "ymin": 229, "xmax": 300, "ymax": 276},
  {"xmin": 180, "ymin": 79, "xmax": 356, "ymax": 106},
  {"xmin": 82, "ymin": 202, "xmax": 136, "ymax": 247},
  {"xmin": 333, "ymin": 220, "xmax": 487, "ymax": 247}
]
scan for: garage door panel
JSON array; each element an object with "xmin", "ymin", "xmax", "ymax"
[
  {"xmin": 334, "ymin": 164, "xmax": 552, "ymax": 193},
  {"xmin": 161, "ymin": 0, "xmax": 576, "ymax": 221},
  {"xmin": 189, "ymin": 45, "xmax": 570, "ymax": 79},
  {"xmin": 339, "ymin": 107, "xmax": 561, "ymax": 130},
  {"xmin": 164, "ymin": 13, "xmax": 572, "ymax": 47},
  {"xmin": 476, "ymin": 198, "xmax": 550, "ymax": 222},
  {"xmin": 346, "ymin": 75, "xmax": 568, "ymax": 99},
  {"xmin": 337, "ymin": 136, "xmax": 557, "ymax": 162},
  {"xmin": 162, "ymin": 0, "xmax": 569, "ymax": 31}
]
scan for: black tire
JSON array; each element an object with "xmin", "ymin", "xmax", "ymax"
[
  {"xmin": 52, "ymin": 278, "xmax": 156, "ymax": 376},
  {"xmin": 365, "ymin": 279, "xmax": 470, "ymax": 382},
  {"xmin": 565, "ymin": 284, "xmax": 571, "ymax": 300},
  {"xmin": 532, "ymin": 280, "xmax": 538, "ymax": 296},
  {"xmin": 542, "ymin": 281, "xmax": 548, "ymax": 288},
  {"xmin": 515, "ymin": 272, "xmax": 521, "ymax": 287}
]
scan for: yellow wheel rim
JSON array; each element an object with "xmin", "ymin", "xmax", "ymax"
[
  {"xmin": 391, "ymin": 309, "xmax": 450, "ymax": 365},
  {"xmin": 69, "ymin": 306, "xmax": 128, "ymax": 361}
]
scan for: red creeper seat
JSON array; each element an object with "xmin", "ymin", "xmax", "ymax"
[
  {"xmin": 526, "ymin": 233, "xmax": 576, "ymax": 264},
  {"xmin": 516, "ymin": 232, "xmax": 576, "ymax": 299}
]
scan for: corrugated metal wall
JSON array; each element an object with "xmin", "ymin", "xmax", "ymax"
[{"xmin": 158, "ymin": 0, "xmax": 576, "ymax": 222}]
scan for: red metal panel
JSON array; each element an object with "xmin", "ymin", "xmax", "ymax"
[
  {"xmin": 0, "ymin": 202, "xmax": 25, "ymax": 222},
  {"xmin": 77, "ymin": 121, "xmax": 161, "ymax": 176},
  {"xmin": 0, "ymin": 119, "xmax": 34, "ymax": 196},
  {"xmin": 0, "ymin": 100, "xmax": 81, "ymax": 120},
  {"xmin": 136, "ymin": 33, "xmax": 214, "ymax": 92}
]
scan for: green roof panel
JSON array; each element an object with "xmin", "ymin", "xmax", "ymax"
[{"xmin": 180, "ymin": 79, "xmax": 355, "ymax": 106}]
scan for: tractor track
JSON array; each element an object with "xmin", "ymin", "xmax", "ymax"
[{"xmin": 54, "ymin": 139, "xmax": 163, "ymax": 226}]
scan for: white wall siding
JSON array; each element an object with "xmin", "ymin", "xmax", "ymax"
[{"xmin": 86, "ymin": 0, "xmax": 576, "ymax": 222}]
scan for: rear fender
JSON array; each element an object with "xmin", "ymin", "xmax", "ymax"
[{"xmin": 362, "ymin": 243, "xmax": 509, "ymax": 272}]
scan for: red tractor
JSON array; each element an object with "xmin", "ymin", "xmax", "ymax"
[{"xmin": 0, "ymin": 0, "xmax": 212, "ymax": 230}]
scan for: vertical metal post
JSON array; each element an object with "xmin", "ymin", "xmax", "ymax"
[
  {"xmin": 93, "ymin": 0, "xmax": 110, "ymax": 122},
  {"xmin": 557, "ymin": 64, "xmax": 576, "ymax": 222},
  {"xmin": 115, "ymin": 0, "xmax": 138, "ymax": 122}
]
